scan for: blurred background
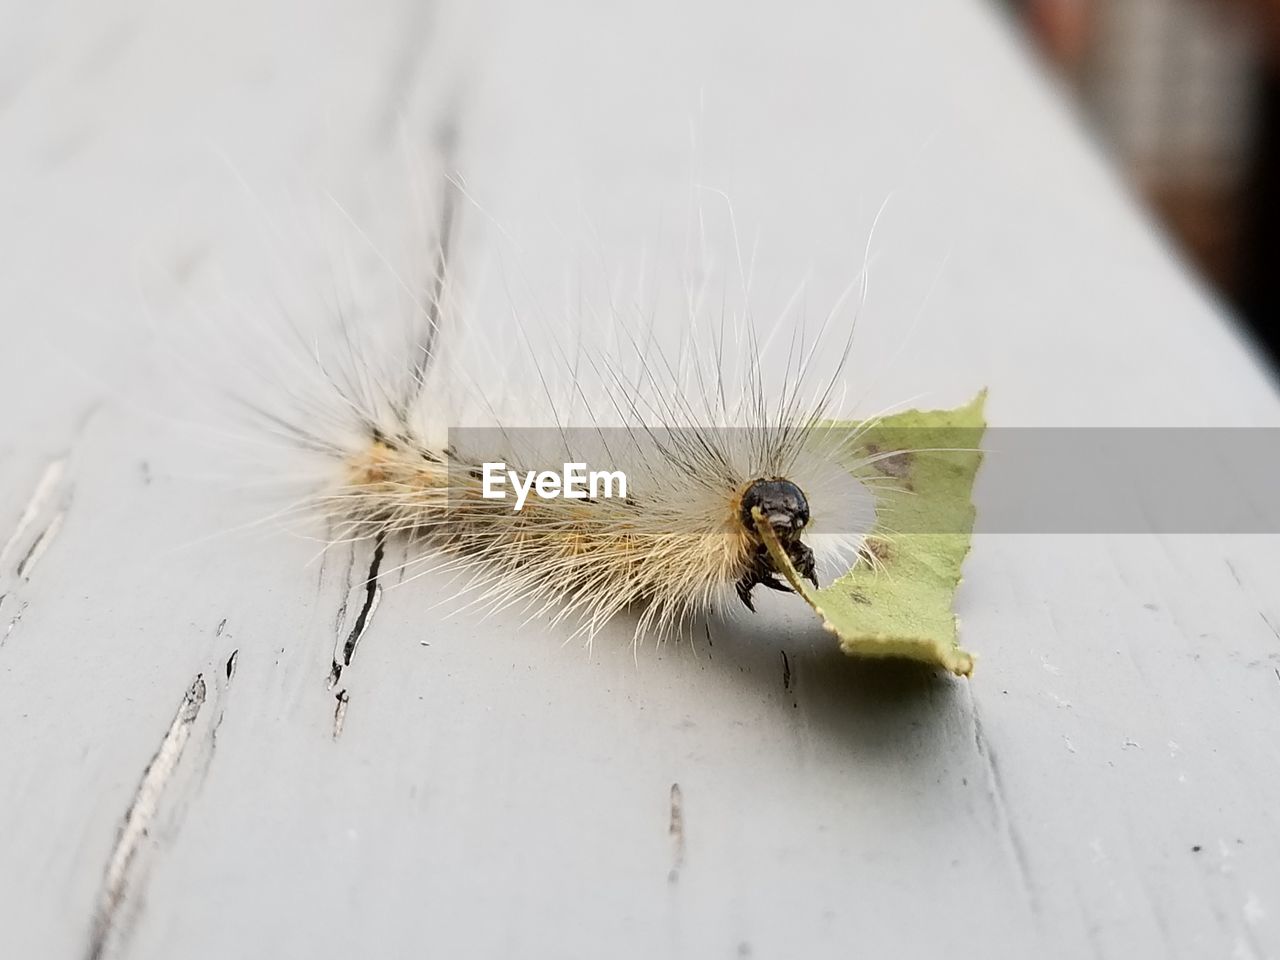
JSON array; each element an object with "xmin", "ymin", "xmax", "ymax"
[{"xmin": 1004, "ymin": 0, "xmax": 1280, "ymax": 367}]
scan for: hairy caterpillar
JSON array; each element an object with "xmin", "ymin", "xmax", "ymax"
[
  {"xmin": 226, "ymin": 173, "xmax": 888, "ymax": 644},
  {"xmin": 321, "ymin": 407, "xmax": 877, "ymax": 642}
]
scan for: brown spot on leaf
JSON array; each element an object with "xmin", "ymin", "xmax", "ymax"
[
  {"xmin": 861, "ymin": 538, "xmax": 893, "ymax": 564},
  {"xmin": 865, "ymin": 443, "xmax": 914, "ymax": 479}
]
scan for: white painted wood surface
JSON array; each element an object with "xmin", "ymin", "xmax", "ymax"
[{"xmin": 3, "ymin": 1, "xmax": 1280, "ymax": 958}]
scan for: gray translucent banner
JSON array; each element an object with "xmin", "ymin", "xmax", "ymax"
[
  {"xmin": 442, "ymin": 427, "xmax": 1280, "ymax": 533},
  {"xmin": 970, "ymin": 428, "xmax": 1280, "ymax": 533}
]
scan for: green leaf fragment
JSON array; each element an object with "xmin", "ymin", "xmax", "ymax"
[{"xmin": 754, "ymin": 390, "xmax": 987, "ymax": 677}]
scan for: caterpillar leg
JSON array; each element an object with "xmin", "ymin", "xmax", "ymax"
[
  {"xmin": 792, "ymin": 541, "xmax": 818, "ymax": 588},
  {"xmin": 735, "ymin": 541, "xmax": 819, "ymax": 611},
  {"xmin": 735, "ymin": 566, "xmax": 789, "ymax": 612}
]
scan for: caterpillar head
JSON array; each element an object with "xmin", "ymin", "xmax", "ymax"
[
  {"xmin": 735, "ymin": 477, "xmax": 816, "ymax": 611},
  {"xmin": 738, "ymin": 478, "xmax": 810, "ymax": 536}
]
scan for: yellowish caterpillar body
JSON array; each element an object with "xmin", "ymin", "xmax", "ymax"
[{"xmin": 323, "ymin": 417, "xmax": 875, "ymax": 641}]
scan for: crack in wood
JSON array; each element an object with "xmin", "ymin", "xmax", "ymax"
[
  {"xmin": 333, "ymin": 689, "xmax": 351, "ymax": 740},
  {"xmin": 1259, "ymin": 611, "xmax": 1280, "ymax": 642},
  {"xmin": 667, "ymin": 782, "xmax": 685, "ymax": 884},
  {"xmin": 3, "ymin": 598, "xmax": 28, "ymax": 645},
  {"xmin": 16, "ymin": 509, "xmax": 65, "ymax": 580},
  {"xmin": 343, "ymin": 538, "xmax": 385, "ymax": 666},
  {"xmin": 327, "ymin": 537, "xmax": 385, "ymax": 690},
  {"xmin": 86, "ymin": 633, "xmax": 238, "ymax": 960},
  {"xmin": 0, "ymin": 448, "xmax": 80, "ymax": 649},
  {"xmin": 87, "ymin": 674, "xmax": 207, "ymax": 960},
  {"xmin": 0, "ymin": 458, "xmax": 67, "ymax": 572},
  {"xmin": 970, "ymin": 698, "xmax": 1038, "ymax": 918},
  {"xmin": 1225, "ymin": 558, "xmax": 1243, "ymax": 586}
]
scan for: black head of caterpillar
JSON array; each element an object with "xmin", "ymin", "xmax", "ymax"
[{"xmin": 735, "ymin": 477, "xmax": 817, "ymax": 611}]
